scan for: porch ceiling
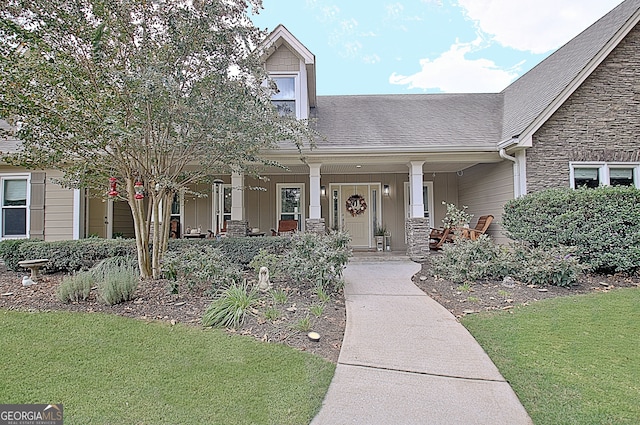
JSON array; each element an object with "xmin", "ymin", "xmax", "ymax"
[{"xmin": 261, "ymin": 151, "xmax": 503, "ymax": 175}]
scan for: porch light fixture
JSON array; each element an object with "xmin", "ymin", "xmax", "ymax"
[
  {"xmin": 320, "ymin": 185, "xmax": 326, "ymax": 197},
  {"xmin": 383, "ymin": 184, "xmax": 390, "ymax": 196}
]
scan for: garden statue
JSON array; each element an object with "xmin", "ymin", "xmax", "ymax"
[{"xmin": 258, "ymin": 267, "xmax": 271, "ymax": 291}]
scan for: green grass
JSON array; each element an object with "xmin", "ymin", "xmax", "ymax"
[
  {"xmin": 0, "ymin": 310, "xmax": 335, "ymax": 425},
  {"xmin": 462, "ymin": 288, "xmax": 640, "ymax": 424}
]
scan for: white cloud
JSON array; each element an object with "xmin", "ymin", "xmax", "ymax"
[
  {"xmin": 389, "ymin": 38, "xmax": 521, "ymax": 93},
  {"xmin": 363, "ymin": 54, "xmax": 381, "ymax": 64},
  {"xmin": 457, "ymin": 0, "xmax": 625, "ymax": 54}
]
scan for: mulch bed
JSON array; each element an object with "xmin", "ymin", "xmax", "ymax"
[
  {"xmin": 0, "ymin": 267, "xmax": 346, "ymax": 363},
  {"xmin": 1, "ymin": 259, "xmax": 638, "ymax": 363},
  {"xmin": 412, "ymin": 260, "xmax": 640, "ymax": 318}
]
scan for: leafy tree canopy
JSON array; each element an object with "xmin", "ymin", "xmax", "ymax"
[
  {"xmin": 0, "ymin": 0, "xmax": 313, "ymax": 193},
  {"xmin": 0, "ymin": 0, "xmax": 316, "ymax": 277}
]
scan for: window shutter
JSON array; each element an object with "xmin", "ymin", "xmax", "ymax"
[{"xmin": 29, "ymin": 172, "xmax": 45, "ymax": 240}]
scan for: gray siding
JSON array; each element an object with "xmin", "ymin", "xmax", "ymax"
[
  {"xmin": 526, "ymin": 23, "xmax": 640, "ymax": 192},
  {"xmin": 458, "ymin": 161, "xmax": 514, "ymax": 244}
]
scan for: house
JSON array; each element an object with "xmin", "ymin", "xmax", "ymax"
[{"xmin": 1, "ymin": 0, "xmax": 638, "ymax": 259}]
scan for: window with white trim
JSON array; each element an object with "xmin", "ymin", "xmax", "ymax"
[
  {"xmin": 570, "ymin": 163, "xmax": 640, "ymax": 189},
  {"xmin": 276, "ymin": 183, "xmax": 304, "ymax": 230},
  {"xmin": 271, "ymin": 75, "xmax": 298, "ymax": 118},
  {"xmin": 1, "ymin": 175, "xmax": 29, "ymax": 238}
]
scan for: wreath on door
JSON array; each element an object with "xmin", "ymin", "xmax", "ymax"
[{"xmin": 346, "ymin": 194, "xmax": 367, "ymax": 217}]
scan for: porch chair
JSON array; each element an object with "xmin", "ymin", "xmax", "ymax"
[
  {"xmin": 271, "ymin": 219, "xmax": 298, "ymax": 236},
  {"xmin": 429, "ymin": 227, "xmax": 454, "ymax": 250},
  {"xmin": 460, "ymin": 215, "xmax": 494, "ymax": 241}
]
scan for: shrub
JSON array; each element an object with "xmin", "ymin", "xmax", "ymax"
[
  {"xmin": 248, "ymin": 249, "xmax": 283, "ymax": 278},
  {"xmin": 93, "ymin": 257, "xmax": 139, "ymax": 305},
  {"xmin": 281, "ymin": 231, "xmax": 351, "ymax": 292},
  {"xmin": 0, "ymin": 239, "xmax": 39, "ymax": 271},
  {"xmin": 56, "ymin": 271, "xmax": 94, "ymax": 303},
  {"xmin": 431, "ymin": 236, "xmax": 585, "ymax": 287},
  {"xmin": 431, "ymin": 235, "xmax": 507, "ymax": 283},
  {"xmin": 503, "ymin": 186, "xmax": 640, "ymax": 273},
  {"xmin": 161, "ymin": 245, "xmax": 242, "ymax": 292},
  {"xmin": 509, "ymin": 243, "xmax": 586, "ymax": 287},
  {"xmin": 202, "ymin": 281, "xmax": 259, "ymax": 328},
  {"xmin": 0, "ymin": 238, "xmax": 137, "ymax": 273},
  {"xmin": 440, "ymin": 201, "xmax": 473, "ymax": 230},
  {"xmin": 167, "ymin": 237, "xmax": 291, "ymax": 265}
]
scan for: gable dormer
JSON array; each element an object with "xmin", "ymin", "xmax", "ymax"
[{"xmin": 261, "ymin": 25, "xmax": 316, "ymax": 120}]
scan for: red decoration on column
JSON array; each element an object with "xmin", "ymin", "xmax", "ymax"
[
  {"xmin": 134, "ymin": 180, "xmax": 145, "ymax": 200},
  {"xmin": 108, "ymin": 177, "xmax": 118, "ymax": 197}
]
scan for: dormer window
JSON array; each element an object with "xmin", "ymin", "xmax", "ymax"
[{"xmin": 271, "ymin": 76, "xmax": 297, "ymax": 118}]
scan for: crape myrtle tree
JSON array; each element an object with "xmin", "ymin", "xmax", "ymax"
[{"xmin": 0, "ymin": 0, "xmax": 315, "ymax": 278}]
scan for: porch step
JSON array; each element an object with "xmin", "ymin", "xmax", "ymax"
[{"xmin": 349, "ymin": 251, "xmax": 412, "ymax": 263}]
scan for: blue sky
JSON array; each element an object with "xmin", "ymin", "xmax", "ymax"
[{"xmin": 250, "ymin": 0, "xmax": 625, "ymax": 95}]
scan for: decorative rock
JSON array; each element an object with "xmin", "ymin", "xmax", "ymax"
[
  {"xmin": 463, "ymin": 309, "xmax": 475, "ymax": 314},
  {"xmin": 286, "ymin": 306, "xmax": 297, "ymax": 312},
  {"xmin": 1, "ymin": 292, "xmax": 13, "ymax": 296},
  {"xmin": 501, "ymin": 276, "xmax": 516, "ymax": 288},
  {"xmin": 538, "ymin": 288, "xmax": 549, "ymax": 292},
  {"xmin": 419, "ymin": 276, "xmax": 428, "ymax": 281},
  {"xmin": 22, "ymin": 276, "xmax": 35, "ymax": 286},
  {"xmin": 174, "ymin": 301, "xmax": 186, "ymax": 307},
  {"xmin": 308, "ymin": 332, "xmax": 321, "ymax": 342}
]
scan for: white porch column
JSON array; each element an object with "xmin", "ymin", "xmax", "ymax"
[
  {"xmin": 409, "ymin": 161, "xmax": 425, "ymax": 218},
  {"xmin": 73, "ymin": 189, "xmax": 81, "ymax": 239},
  {"xmin": 308, "ymin": 163, "xmax": 322, "ymax": 219},
  {"xmin": 231, "ymin": 172, "xmax": 244, "ymax": 221}
]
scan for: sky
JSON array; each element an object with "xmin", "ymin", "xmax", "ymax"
[{"xmin": 250, "ymin": 0, "xmax": 626, "ymax": 95}]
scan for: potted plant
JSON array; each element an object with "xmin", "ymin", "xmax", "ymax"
[
  {"xmin": 441, "ymin": 201, "xmax": 473, "ymax": 238},
  {"xmin": 374, "ymin": 224, "xmax": 387, "ymax": 251}
]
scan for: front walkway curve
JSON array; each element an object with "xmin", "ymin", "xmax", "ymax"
[{"xmin": 311, "ymin": 259, "xmax": 532, "ymax": 425}]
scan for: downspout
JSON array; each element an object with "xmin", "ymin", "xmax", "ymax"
[{"xmin": 500, "ymin": 148, "xmax": 520, "ymax": 198}]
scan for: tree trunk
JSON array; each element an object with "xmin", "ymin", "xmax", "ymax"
[{"xmin": 127, "ymin": 179, "xmax": 152, "ymax": 278}]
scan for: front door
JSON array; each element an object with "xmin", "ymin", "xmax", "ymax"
[{"xmin": 339, "ymin": 184, "xmax": 377, "ymax": 248}]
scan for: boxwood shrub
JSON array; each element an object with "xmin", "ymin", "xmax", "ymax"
[
  {"xmin": 503, "ymin": 186, "xmax": 640, "ymax": 273},
  {"xmin": 0, "ymin": 238, "xmax": 137, "ymax": 273},
  {"xmin": 168, "ymin": 236, "xmax": 291, "ymax": 265}
]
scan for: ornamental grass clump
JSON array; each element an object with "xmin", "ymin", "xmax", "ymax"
[
  {"xmin": 92, "ymin": 256, "xmax": 139, "ymax": 305},
  {"xmin": 202, "ymin": 281, "xmax": 259, "ymax": 328},
  {"xmin": 56, "ymin": 271, "xmax": 94, "ymax": 303}
]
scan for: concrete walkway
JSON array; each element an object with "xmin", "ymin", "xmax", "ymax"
[{"xmin": 311, "ymin": 256, "xmax": 532, "ymax": 425}]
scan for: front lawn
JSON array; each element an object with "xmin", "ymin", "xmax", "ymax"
[
  {"xmin": 462, "ymin": 287, "xmax": 640, "ymax": 424},
  {"xmin": 0, "ymin": 310, "xmax": 334, "ymax": 425}
]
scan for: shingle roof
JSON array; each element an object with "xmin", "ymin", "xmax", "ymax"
[
  {"xmin": 313, "ymin": 0, "xmax": 639, "ymax": 152},
  {"xmin": 314, "ymin": 93, "xmax": 503, "ymax": 151},
  {"xmin": 501, "ymin": 0, "xmax": 640, "ymax": 142}
]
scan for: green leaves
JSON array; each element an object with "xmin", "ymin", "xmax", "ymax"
[
  {"xmin": 503, "ymin": 186, "xmax": 640, "ymax": 273},
  {"xmin": 0, "ymin": 0, "xmax": 315, "ymax": 196}
]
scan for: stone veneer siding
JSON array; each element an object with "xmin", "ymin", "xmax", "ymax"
[
  {"xmin": 226, "ymin": 220, "xmax": 248, "ymax": 237},
  {"xmin": 305, "ymin": 218, "xmax": 326, "ymax": 235},
  {"xmin": 526, "ymin": 23, "xmax": 640, "ymax": 193},
  {"xmin": 405, "ymin": 217, "xmax": 430, "ymax": 261}
]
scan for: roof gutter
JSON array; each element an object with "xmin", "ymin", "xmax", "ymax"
[{"xmin": 499, "ymin": 139, "xmax": 524, "ymax": 198}]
